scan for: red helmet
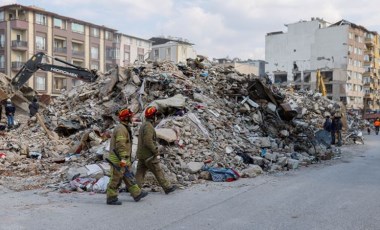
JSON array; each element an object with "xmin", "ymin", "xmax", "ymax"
[
  {"xmin": 118, "ymin": 108, "xmax": 133, "ymax": 121},
  {"xmin": 145, "ymin": 106, "xmax": 158, "ymax": 119}
]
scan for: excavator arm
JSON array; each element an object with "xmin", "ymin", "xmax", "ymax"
[
  {"xmin": 316, "ymin": 69, "xmax": 327, "ymax": 96},
  {"xmin": 11, "ymin": 52, "xmax": 98, "ymax": 90}
]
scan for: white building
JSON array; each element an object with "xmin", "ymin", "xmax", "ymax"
[
  {"xmin": 149, "ymin": 36, "xmax": 197, "ymax": 63},
  {"xmin": 114, "ymin": 33, "xmax": 152, "ymax": 66},
  {"xmin": 265, "ymin": 18, "xmax": 374, "ymax": 110}
]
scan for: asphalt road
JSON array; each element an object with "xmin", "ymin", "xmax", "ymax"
[{"xmin": 1, "ymin": 134, "xmax": 379, "ymax": 230}]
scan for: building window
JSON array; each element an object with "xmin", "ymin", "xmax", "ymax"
[
  {"xmin": 0, "ymin": 11, "xmax": 4, "ymax": 21},
  {"xmin": 35, "ymin": 75, "xmax": 46, "ymax": 91},
  {"xmin": 36, "ymin": 36, "xmax": 46, "ymax": 50},
  {"xmin": 0, "ymin": 54, "xmax": 4, "ymax": 69},
  {"xmin": 154, "ymin": 49, "xmax": 159, "ymax": 59},
  {"xmin": 91, "ymin": 46, "xmax": 99, "ymax": 59},
  {"xmin": 124, "ymin": 52, "xmax": 130, "ymax": 64},
  {"xmin": 36, "ymin": 13, "xmax": 47, "ymax": 25},
  {"xmin": 53, "ymin": 77, "xmax": 67, "ymax": 92},
  {"xmin": 105, "ymin": 31, "xmax": 113, "ymax": 40},
  {"xmin": 91, "ymin": 28, "xmax": 99, "ymax": 37},
  {"xmin": 71, "ymin": 23, "xmax": 84, "ymax": 34},
  {"xmin": 166, "ymin": 48, "xmax": 171, "ymax": 58},
  {"xmin": 53, "ymin": 18, "xmax": 66, "ymax": 29},
  {"xmin": 0, "ymin": 34, "xmax": 4, "ymax": 48}
]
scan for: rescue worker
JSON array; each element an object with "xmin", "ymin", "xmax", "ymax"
[
  {"xmin": 374, "ymin": 118, "xmax": 380, "ymax": 135},
  {"xmin": 106, "ymin": 108, "xmax": 148, "ymax": 205},
  {"xmin": 28, "ymin": 97, "xmax": 39, "ymax": 117},
  {"xmin": 323, "ymin": 115, "xmax": 332, "ymax": 132},
  {"xmin": 5, "ymin": 99, "xmax": 15, "ymax": 129},
  {"xmin": 331, "ymin": 115, "xmax": 343, "ymax": 146},
  {"xmin": 135, "ymin": 106, "xmax": 177, "ymax": 194}
]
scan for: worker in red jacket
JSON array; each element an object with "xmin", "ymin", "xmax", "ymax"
[{"xmin": 374, "ymin": 118, "xmax": 380, "ymax": 135}]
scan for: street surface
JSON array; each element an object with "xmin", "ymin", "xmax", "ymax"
[{"xmin": 0, "ymin": 134, "xmax": 379, "ymax": 230}]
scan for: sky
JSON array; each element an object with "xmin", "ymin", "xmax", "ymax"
[{"xmin": 3, "ymin": 0, "xmax": 380, "ymax": 60}]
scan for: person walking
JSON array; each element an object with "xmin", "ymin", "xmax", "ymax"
[
  {"xmin": 5, "ymin": 99, "xmax": 15, "ymax": 129},
  {"xmin": 374, "ymin": 118, "xmax": 380, "ymax": 135},
  {"xmin": 135, "ymin": 106, "xmax": 176, "ymax": 194},
  {"xmin": 323, "ymin": 115, "xmax": 332, "ymax": 132},
  {"xmin": 106, "ymin": 108, "xmax": 148, "ymax": 205},
  {"xmin": 331, "ymin": 115, "xmax": 343, "ymax": 146},
  {"xmin": 28, "ymin": 97, "xmax": 39, "ymax": 117}
]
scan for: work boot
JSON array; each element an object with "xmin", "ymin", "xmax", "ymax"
[
  {"xmin": 164, "ymin": 185, "xmax": 177, "ymax": 195},
  {"xmin": 134, "ymin": 190, "xmax": 148, "ymax": 202},
  {"xmin": 106, "ymin": 197, "xmax": 122, "ymax": 205}
]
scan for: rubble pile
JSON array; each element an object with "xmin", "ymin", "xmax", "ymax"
[{"xmin": 0, "ymin": 59, "xmax": 349, "ymax": 191}]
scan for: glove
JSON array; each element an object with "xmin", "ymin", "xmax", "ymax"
[{"xmin": 119, "ymin": 159, "xmax": 130, "ymax": 168}]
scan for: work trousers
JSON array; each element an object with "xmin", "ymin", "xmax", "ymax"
[
  {"xmin": 135, "ymin": 157, "xmax": 171, "ymax": 191},
  {"xmin": 106, "ymin": 165, "xmax": 141, "ymax": 199},
  {"xmin": 7, "ymin": 115, "xmax": 14, "ymax": 127}
]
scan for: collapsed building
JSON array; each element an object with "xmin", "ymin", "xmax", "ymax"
[{"xmin": 0, "ymin": 58, "xmax": 360, "ymax": 192}]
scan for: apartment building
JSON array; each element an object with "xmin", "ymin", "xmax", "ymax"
[
  {"xmin": 114, "ymin": 33, "xmax": 152, "ymax": 67},
  {"xmin": 149, "ymin": 36, "xmax": 197, "ymax": 64},
  {"xmin": 0, "ymin": 4, "xmax": 125, "ymax": 97},
  {"xmin": 266, "ymin": 18, "xmax": 380, "ymax": 111}
]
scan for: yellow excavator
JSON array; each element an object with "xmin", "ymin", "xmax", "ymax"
[{"xmin": 316, "ymin": 69, "xmax": 327, "ymax": 96}]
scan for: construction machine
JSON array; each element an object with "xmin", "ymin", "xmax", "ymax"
[
  {"xmin": 11, "ymin": 52, "xmax": 98, "ymax": 90},
  {"xmin": 316, "ymin": 69, "xmax": 327, "ymax": 96}
]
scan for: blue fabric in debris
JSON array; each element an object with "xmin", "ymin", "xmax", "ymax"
[{"xmin": 202, "ymin": 165, "xmax": 240, "ymax": 182}]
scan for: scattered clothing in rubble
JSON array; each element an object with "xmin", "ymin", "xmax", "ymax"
[
  {"xmin": 236, "ymin": 151, "xmax": 254, "ymax": 164},
  {"xmin": 202, "ymin": 165, "xmax": 240, "ymax": 182}
]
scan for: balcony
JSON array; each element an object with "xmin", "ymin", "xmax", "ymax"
[
  {"xmin": 10, "ymin": 19, "xmax": 28, "ymax": 30},
  {"xmin": 11, "ymin": 61, "xmax": 25, "ymax": 70},
  {"xmin": 364, "ymin": 49, "xmax": 374, "ymax": 56},
  {"xmin": 11, "ymin": 40, "xmax": 28, "ymax": 50},
  {"xmin": 365, "ymin": 93, "xmax": 375, "ymax": 100},
  {"xmin": 364, "ymin": 82, "xmax": 374, "ymax": 89},
  {"xmin": 72, "ymin": 50, "xmax": 84, "ymax": 58},
  {"xmin": 365, "ymin": 37, "xmax": 375, "ymax": 46},
  {"xmin": 54, "ymin": 47, "xmax": 67, "ymax": 54}
]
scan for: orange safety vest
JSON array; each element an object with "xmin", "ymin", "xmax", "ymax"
[{"xmin": 374, "ymin": 120, "xmax": 380, "ymax": 127}]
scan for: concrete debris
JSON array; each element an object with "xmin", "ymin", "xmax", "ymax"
[{"xmin": 0, "ymin": 58, "xmax": 359, "ymax": 192}]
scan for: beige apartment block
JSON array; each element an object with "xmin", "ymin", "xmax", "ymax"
[
  {"xmin": 149, "ymin": 36, "xmax": 197, "ymax": 64},
  {"xmin": 114, "ymin": 33, "xmax": 152, "ymax": 67},
  {"xmin": 0, "ymin": 4, "xmax": 119, "ymax": 96},
  {"xmin": 266, "ymin": 18, "xmax": 380, "ymax": 111}
]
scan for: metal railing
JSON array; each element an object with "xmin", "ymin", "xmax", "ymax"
[
  {"xmin": 72, "ymin": 50, "xmax": 84, "ymax": 57},
  {"xmin": 11, "ymin": 61, "xmax": 25, "ymax": 69},
  {"xmin": 11, "ymin": 40, "xmax": 27, "ymax": 48},
  {"xmin": 54, "ymin": 47, "xmax": 67, "ymax": 53}
]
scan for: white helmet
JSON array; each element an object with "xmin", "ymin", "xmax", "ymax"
[{"xmin": 6, "ymin": 99, "xmax": 11, "ymax": 103}]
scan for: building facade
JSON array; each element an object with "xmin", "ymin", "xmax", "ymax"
[
  {"xmin": 114, "ymin": 33, "xmax": 152, "ymax": 67},
  {"xmin": 149, "ymin": 36, "xmax": 197, "ymax": 64},
  {"xmin": 265, "ymin": 18, "xmax": 380, "ymax": 111},
  {"xmin": 0, "ymin": 4, "xmax": 152, "ymax": 97}
]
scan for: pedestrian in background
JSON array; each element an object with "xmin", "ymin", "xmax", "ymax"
[
  {"xmin": 28, "ymin": 97, "xmax": 39, "ymax": 117},
  {"xmin": 5, "ymin": 99, "xmax": 15, "ymax": 129},
  {"xmin": 374, "ymin": 118, "xmax": 380, "ymax": 135},
  {"xmin": 331, "ymin": 115, "xmax": 343, "ymax": 146}
]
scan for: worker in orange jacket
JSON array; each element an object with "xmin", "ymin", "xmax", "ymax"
[{"xmin": 374, "ymin": 118, "xmax": 380, "ymax": 135}]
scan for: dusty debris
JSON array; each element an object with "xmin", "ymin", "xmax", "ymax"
[{"xmin": 0, "ymin": 58, "xmax": 361, "ymax": 192}]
